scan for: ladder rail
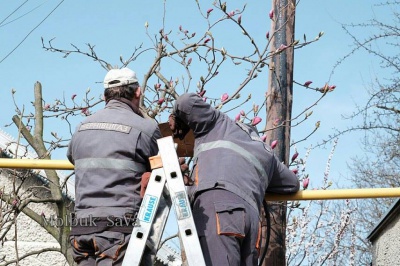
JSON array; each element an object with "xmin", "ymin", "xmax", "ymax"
[
  {"xmin": 157, "ymin": 137, "xmax": 206, "ymax": 266},
  {"xmin": 122, "ymin": 168, "xmax": 167, "ymax": 266},
  {"xmin": 122, "ymin": 136, "xmax": 206, "ymax": 266}
]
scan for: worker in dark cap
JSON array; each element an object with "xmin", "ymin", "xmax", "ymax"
[
  {"xmin": 169, "ymin": 92, "xmax": 300, "ymax": 265},
  {"xmin": 67, "ymin": 67, "xmax": 161, "ymax": 265}
]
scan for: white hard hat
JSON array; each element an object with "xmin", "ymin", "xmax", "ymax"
[{"xmin": 103, "ymin": 68, "xmax": 138, "ymax": 88}]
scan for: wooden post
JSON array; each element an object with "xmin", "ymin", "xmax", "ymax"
[{"xmin": 262, "ymin": 0, "xmax": 296, "ymax": 265}]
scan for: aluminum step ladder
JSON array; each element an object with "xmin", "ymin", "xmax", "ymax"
[{"xmin": 122, "ymin": 136, "xmax": 206, "ymax": 266}]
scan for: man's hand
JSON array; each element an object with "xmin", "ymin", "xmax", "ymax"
[
  {"xmin": 168, "ymin": 114, "xmax": 190, "ymax": 140},
  {"xmin": 179, "ymin": 157, "xmax": 194, "ymax": 186},
  {"xmin": 140, "ymin": 172, "xmax": 151, "ymax": 198}
]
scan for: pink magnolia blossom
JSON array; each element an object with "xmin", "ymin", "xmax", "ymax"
[
  {"xmin": 187, "ymin": 58, "xmax": 192, "ymax": 65},
  {"xmin": 291, "ymin": 152, "xmax": 299, "ymax": 162},
  {"xmin": 198, "ymin": 90, "xmax": 206, "ymax": 97},
  {"xmin": 304, "ymin": 81, "xmax": 312, "ymax": 87},
  {"xmin": 204, "ymin": 38, "xmax": 211, "ymax": 44},
  {"xmin": 252, "ymin": 116, "xmax": 262, "ymax": 126},
  {"xmin": 238, "ymin": 15, "xmax": 242, "ymax": 24},
  {"xmin": 221, "ymin": 93, "xmax": 229, "ymax": 102},
  {"xmin": 270, "ymin": 140, "xmax": 278, "ymax": 149},
  {"xmin": 81, "ymin": 108, "xmax": 90, "ymax": 116},
  {"xmin": 207, "ymin": 8, "xmax": 213, "ymax": 15},
  {"xmin": 71, "ymin": 94, "xmax": 77, "ymax": 100},
  {"xmin": 266, "ymin": 31, "xmax": 270, "ymax": 39},
  {"xmin": 203, "ymin": 97, "xmax": 208, "ymax": 102},
  {"xmin": 43, "ymin": 103, "xmax": 50, "ymax": 110},
  {"xmin": 240, "ymin": 110, "xmax": 245, "ymax": 116},
  {"xmin": 260, "ymin": 135, "xmax": 267, "ymax": 142},
  {"xmin": 303, "ymin": 178, "xmax": 310, "ymax": 190},
  {"xmin": 235, "ymin": 113, "xmax": 240, "ymax": 122},
  {"xmin": 157, "ymin": 98, "xmax": 165, "ymax": 105},
  {"xmin": 269, "ymin": 9, "xmax": 274, "ymax": 19},
  {"xmin": 228, "ymin": 11, "xmax": 235, "ymax": 17},
  {"xmin": 278, "ymin": 44, "xmax": 288, "ymax": 51},
  {"xmin": 292, "ymin": 169, "xmax": 299, "ymax": 175},
  {"xmin": 329, "ymin": 85, "xmax": 336, "ymax": 91}
]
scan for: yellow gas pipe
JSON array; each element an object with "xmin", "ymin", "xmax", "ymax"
[{"xmin": 1, "ymin": 158, "xmax": 399, "ymax": 201}]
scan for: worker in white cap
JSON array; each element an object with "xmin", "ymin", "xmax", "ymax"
[{"xmin": 67, "ymin": 68, "xmax": 162, "ymax": 265}]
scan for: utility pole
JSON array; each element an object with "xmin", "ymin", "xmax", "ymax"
[{"xmin": 261, "ymin": 0, "xmax": 296, "ymax": 265}]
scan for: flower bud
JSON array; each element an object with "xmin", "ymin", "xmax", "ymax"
[
  {"xmin": 302, "ymin": 178, "xmax": 309, "ymax": 189},
  {"xmin": 221, "ymin": 93, "xmax": 229, "ymax": 102},
  {"xmin": 253, "ymin": 104, "xmax": 259, "ymax": 113},
  {"xmin": 291, "ymin": 152, "xmax": 299, "ymax": 162},
  {"xmin": 157, "ymin": 98, "xmax": 165, "ymax": 105},
  {"xmin": 71, "ymin": 94, "xmax": 77, "ymax": 100},
  {"xmin": 12, "ymin": 198, "xmax": 18, "ymax": 206},
  {"xmin": 278, "ymin": 44, "xmax": 288, "ymax": 51},
  {"xmin": 260, "ymin": 135, "xmax": 267, "ymax": 142},
  {"xmin": 303, "ymin": 81, "xmax": 312, "ymax": 87},
  {"xmin": 198, "ymin": 90, "xmax": 206, "ymax": 97},
  {"xmin": 235, "ymin": 113, "xmax": 240, "ymax": 122},
  {"xmin": 269, "ymin": 9, "xmax": 274, "ymax": 19},
  {"xmin": 270, "ymin": 140, "xmax": 278, "ymax": 149},
  {"xmin": 251, "ymin": 116, "xmax": 262, "ymax": 126}
]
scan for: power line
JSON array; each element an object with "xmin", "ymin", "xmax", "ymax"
[
  {"xmin": 0, "ymin": 0, "xmax": 29, "ymax": 26},
  {"xmin": 0, "ymin": 0, "xmax": 65, "ymax": 64},
  {"xmin": 0, "ymin": 1, "xmax": 49, "ymax": 28}
]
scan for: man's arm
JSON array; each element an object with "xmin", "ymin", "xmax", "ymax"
[
  {"xmin": 66, "ymin": 141, "xmax": 74, "ymax": 164},
  {"xmin": 266, "ymin": 154, "xmax": 300, "ymax": 194}
]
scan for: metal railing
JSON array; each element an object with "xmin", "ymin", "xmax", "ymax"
[{"xmin": 1, "ymin": 158, "xmax": 400, "ymax": 201}]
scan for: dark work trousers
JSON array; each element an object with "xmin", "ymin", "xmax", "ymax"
[
  {"xmin": 192, "ymin": 189, "xmax": 261, "ymax": 266},
  {"xmin": 70, "ymin": 231, "xmax": 153, "ymax": 266}
]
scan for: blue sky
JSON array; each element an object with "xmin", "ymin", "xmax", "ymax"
[{"xmin": 0, "ymin": 0, "xmax": 392, "ymax": 252}]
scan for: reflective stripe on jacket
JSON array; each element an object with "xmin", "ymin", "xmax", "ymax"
[
  {"xmin": 174, "ymin": 93, "xmax": 300, "ymax": 213},
  {"xmin": 67, "ymin": 99, "xmax": 161, "ymax": 219}
]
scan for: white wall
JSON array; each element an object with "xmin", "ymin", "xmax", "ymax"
[
  {"xmin": 0, "ymin": 169, "xmax": 68, "ymax": 266},
  {"xmin": 371, "ymin": 216, "xmax": 400, "ymax": 266}
]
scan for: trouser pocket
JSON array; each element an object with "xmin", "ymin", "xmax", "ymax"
[
  {"xmin": 214, "ymin": 201, "xmax": 246, "ymax": 238},
  {"xmin": 70, "ymin": 234, "xmax": 95, "ymax": 263},
  {"xmin": 93, "ymin": 231, "xmax": 127, "ymax": 260}
]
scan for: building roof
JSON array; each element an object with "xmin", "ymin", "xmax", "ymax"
[{"xmin": 367, "ymin": 198, "xmax": 400, "ymax": 242}]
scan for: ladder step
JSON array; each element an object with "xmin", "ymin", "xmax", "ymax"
[{"xmin": 122, "ymin": 136, "xmax": 205, "ymax": 266}]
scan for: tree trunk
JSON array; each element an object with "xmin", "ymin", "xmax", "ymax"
[{"xmin": 261, "ymin": 0, "xmax": 295, "ymax": 265}]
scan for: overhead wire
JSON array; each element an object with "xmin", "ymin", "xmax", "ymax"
[
  {"xmin": 0, "ymin": 1, "xmax": 49, "ymax": 28},
  {"xmin": 0, "ymin": 0, "xmax": 65, "ymax": 64},
  {"xmin": 0, "ymin": 0, "xmax": 29, "ymax": 26}
]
